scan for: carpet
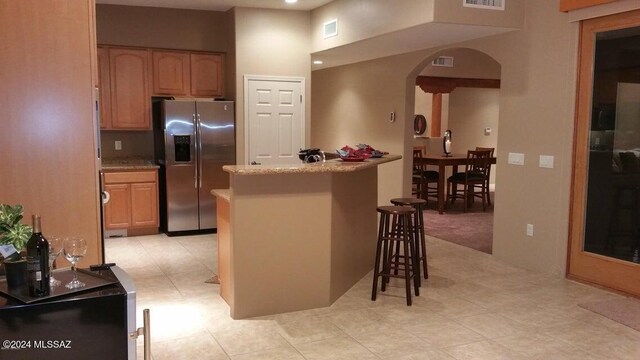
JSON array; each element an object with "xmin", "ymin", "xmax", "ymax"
[
  {"xmin": 422, "ymin": 193, "xmax": 494, "ymax": 254},
  {"xmin": 579, "ymin": 298, "xmax": 640, "ymax": 332}
]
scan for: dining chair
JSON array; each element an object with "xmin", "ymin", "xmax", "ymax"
[
  {"xmin": 412, "ymin": 149, "xmax": 439, "ymax": 203},
  {"xmin": 446, "ymin": 149, "xmax": 492, "ymax": 212},
  {"xmin": 475, "ymin": 146, "xmax": 495, "ymax": 206}
]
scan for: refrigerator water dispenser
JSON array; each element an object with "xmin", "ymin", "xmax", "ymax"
[{"xmin": 174, "ymin": 135, "xmax": 191, "ymax": 162}]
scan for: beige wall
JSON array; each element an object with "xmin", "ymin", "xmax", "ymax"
[
  {"xmin": 101, "ymin": 131, "xmax": 155, "ymax": 159},
  {"xmin": 310, "ymin": 0, "xmax": 524, "ymax": 54},
  {"xmin": 311, "ymin": 0, "xmax": 436, "ymax": 53},
  {"xmin": 433, "ymin": 0, "xmax": 524, "ymax": 28},
  {"xmin": 233, "ymin": 7, "xmax": 311, "ymax": 164},
  {"xmin": 225, "ymin": 9, "xmax": 237, "ymax": 102},
  {"xmin": 464, "ymin": 2, "xmax": 577, "ymax": 275},
  {"xmin": 419, "ymin": 48, "xmax": 501, "ymax": 78},
  {"xmin": 96, "ymin": 4, "xmax": 230, "ymax": 52},
  {"xmin": 312, "ymin": 0, "xmax": 579, "ymax": 275},
  {"xmin": 311, "ymin": 53, "xmax": 427, "ymax": 204}
]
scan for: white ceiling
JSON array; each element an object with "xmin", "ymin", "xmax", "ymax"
[{"xmin": 96, "ymin": 0, "xmax": 333, "ymax": 11}]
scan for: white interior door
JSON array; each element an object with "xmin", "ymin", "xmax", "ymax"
[{"xmin": 245, "ymin": 76, "xmax": 305, "ymax": 165}]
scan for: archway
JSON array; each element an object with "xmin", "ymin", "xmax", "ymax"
[{"xmin": 405, "ymin": 48, "xmax": 502, "ymax": 254}]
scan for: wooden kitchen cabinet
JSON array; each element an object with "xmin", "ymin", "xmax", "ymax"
[
  {"xmin": 190, "ymin": 53, "xmax": 224, "ymax": 97},
  {"xmin": 103, "ymin": 184, "xmax": 131, "ymax": 229},
  {"xmin": 131, "ymin": 182, "xmax": 158, "ymax": 227},
  {"xmin": 152, "ymin": 51, "xmax": 224, "ymax": 97},
  {"xmin": 100, "ymin": 45, "xmax": 225, "ymax": 131},
  {"xmin": 152, "ymin": 50, "xmax": 190, "ymax": 96},
  {"xmin": 109, "ymin": 48, "xmax": 151, "ymax": 130},
  {"xmin": 103, "ymin": 170, "xmax": 158, "ymax": 230},
  {"xmin": 97, "ymin": 47, "xmax": 112, "ymax": 129}
]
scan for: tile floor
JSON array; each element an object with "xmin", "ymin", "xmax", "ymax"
[{"xmin": 105, "ymin": 233, "xmax": 640, "ymax": 360}]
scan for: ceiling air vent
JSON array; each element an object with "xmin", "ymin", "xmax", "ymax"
[
  {"xmin": 323, "ymin": 19, "xmax": 338, "ymax": 39},
  {"xmin": 431, "ymin": 56, "xmax": 454, "ymax": 67},
  {"xmin": 463, "ymin": 0, "xmax": 505, "ymax": 11}
]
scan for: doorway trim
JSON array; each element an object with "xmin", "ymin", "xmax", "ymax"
[
  {"xmin": 567, "ymin": 9, "xmax": 640, "ymax": 297},
  {"xmin": 243, "ymin": 75, "xmax": 306, "ymax": 166}
]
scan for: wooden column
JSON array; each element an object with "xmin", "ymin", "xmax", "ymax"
[{"xmin": 431, "ymin": 93, "xmax": 442, "ymax": 137}]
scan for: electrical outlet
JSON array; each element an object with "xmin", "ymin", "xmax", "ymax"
[
  {"xmin": 115, "ymin": 140, "xmax": 122, "ymax": 151},
  {"xmin": 526, "ymin": 224, "xmax": 534, "ymax": 237}
]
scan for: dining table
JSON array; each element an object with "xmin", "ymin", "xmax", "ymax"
[{"xmin": 419, "ymin": 153, "xmax": 497, "ymax": 214}]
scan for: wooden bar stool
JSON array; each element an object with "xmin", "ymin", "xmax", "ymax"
[
  {"xmin": 371, "ymin": 205, "xmax": 420, "ymax": 306},
  {"xmin": 391, "ymin": 198, "xmax": 429, "ymax": 281}
]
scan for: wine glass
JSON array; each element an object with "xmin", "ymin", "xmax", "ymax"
[
  {"xmin": 48, "ymin": 236, "xmax": 64, "ymax": 286},
  {"xmin": 63, "ymin": 237, "xmax": 87, "ymax": 289}
]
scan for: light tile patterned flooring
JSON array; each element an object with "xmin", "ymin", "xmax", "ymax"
[{"xmin": 105, "ymin": 234, "xmax": 640, "ymax": 360}]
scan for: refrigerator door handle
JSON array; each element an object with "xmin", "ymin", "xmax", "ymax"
[
  {"xmin": 196, "ymin": 113, "xmax": 203, "ymax": 189},
  {"xmin": 193, "ymin": 113, "xmax": 198, "ymax": 189}
]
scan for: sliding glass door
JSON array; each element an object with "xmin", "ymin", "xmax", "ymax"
[{"xmin": 569, "ymin": 10, "xmax": 640, "ymax": 296}]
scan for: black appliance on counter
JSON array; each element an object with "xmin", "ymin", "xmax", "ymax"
[
  {"xmin": 297, "ymin": 148, "xmax": 325, "ymax": 163},
  {"xmin": 0, "ymin": 266, "xmax": 149, "ymax": 360}
]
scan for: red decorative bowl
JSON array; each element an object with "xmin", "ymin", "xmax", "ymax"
[{"xmin": 340, "ymin": 157, "xmax": 366, "ymax": 162}]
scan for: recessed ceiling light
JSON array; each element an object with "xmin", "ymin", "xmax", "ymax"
[
  {"xmin": 313, "ymin": 60, "xmax": 323, "ymax": 65},
  {"xmin": 285, "ymin": 0, "xmax": 298, "ymax": 4}
]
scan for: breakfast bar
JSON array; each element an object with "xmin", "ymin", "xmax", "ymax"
[{"xmin": 212, "ymin": 155, "xmax": 401, "ymax": 319}]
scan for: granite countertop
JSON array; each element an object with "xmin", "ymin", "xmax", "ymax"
[
  {"xmin": 211, "ymin": 189, "xmax": 231, "ymax": 201},
  {"xmin": 223, "ymin": 155, "xmax": 402, "ymax": 176},
  {"xmin": 101, "ymin": 157, "xmax": 159, "ymax": 170}
]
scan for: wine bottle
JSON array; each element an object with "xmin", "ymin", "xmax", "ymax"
[{"xmin": 27, "ymin": 214, "xmax": 50, "ymax": 297}]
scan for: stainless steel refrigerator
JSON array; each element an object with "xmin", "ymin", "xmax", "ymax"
[{"xmin": 156, "ymin": 99, "xmax": 235, "ymax": 233}]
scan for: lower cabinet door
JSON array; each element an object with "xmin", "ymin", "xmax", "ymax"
[
  {"xmin": 104, "ymin": 184, "xmax": 131, "ymax": 229},
  {"xmin": 131, "ymin": 182, "xmax": 159, "ymax": 228}
]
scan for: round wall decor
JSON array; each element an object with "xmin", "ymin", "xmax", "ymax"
[{"xmin": 414, "ymin": 114, "xmax": 427, "ymax": 135}]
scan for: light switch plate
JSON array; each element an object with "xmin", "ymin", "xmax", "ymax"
[
  {"xmin": 508, "ymin": 152, "xmax": 525, "ymax": 165},
  {"xmin": 115, "ymin": 140, "xmax": 122, "ymax": 151},
  {"xmin": 539, "ymin": 155, "xmax": 554, "ymax": 168}
]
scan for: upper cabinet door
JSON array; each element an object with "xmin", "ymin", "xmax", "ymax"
[
  {"xmin": 152, "ymin": 50, "xmax": 190, "ymax": 96},
  {"xmin": 97, "ymin": 47, "xmax": 112, "ymax": 129},
  {"xmin": 190, "ymin": 53, "xmax": 224, "ymax": 97},
  {"xmin": 109, "ymin": 48, "xmax": 151, "ymax": 130}
]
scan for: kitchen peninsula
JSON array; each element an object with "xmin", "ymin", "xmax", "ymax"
[{"xmin": 212, "ymin": 155, "xmax": 401, "ymax": 319}]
